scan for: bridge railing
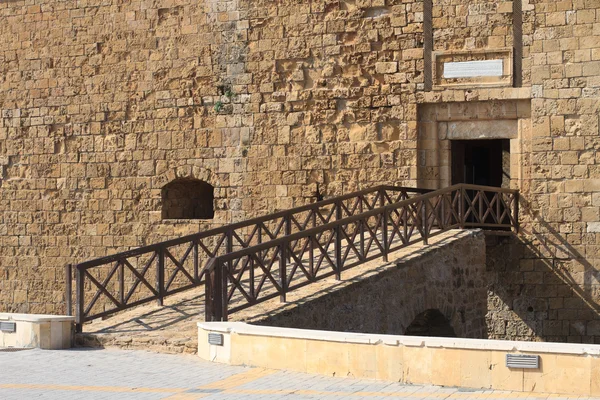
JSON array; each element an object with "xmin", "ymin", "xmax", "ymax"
[
  {"xmin": 67, "ymin": 185, "xmax": 430, "ymax": 330},
  {"xmin": 204, "ymin": 183, "xmax": 519, "ymax": 321}
]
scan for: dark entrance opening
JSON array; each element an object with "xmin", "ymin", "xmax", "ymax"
[
  {"xmin": 451, "ymin": 139, "xmax": 510, "ymax": 188},
  {"xmin": 405, "ymin": 309, "xmax": 457, "ymax": 338},
  {"xmin": 161, "ymin": 179, "xmax": 215, "ymax": 220},
  {"xmin": 451, "ymin": 139, "xmax": 511, "ymax": 227}
]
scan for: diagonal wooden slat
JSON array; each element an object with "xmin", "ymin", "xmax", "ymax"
[
  {"xmin": 227, "ymin": 256, "xmax": 255, "ymax": 302},
  {"xmin": 164, "ymin": 247, "xmax": 195, "ymax": 290},
  {"xmin": 198, "ymin": 233, "xmax": 226, "ymax": 258},
  {"xmin": 480, "ymin": 192, "xmax": 499, "ymax": 224},
  {"xmin": 312, "ymin": 232, "xmax": 337, "ymax": 276},
  {"xmin": 287, "ymin": 239, "xmax": 314, "ymax": 283},
  {"xmin": 362, "ymin": 214, "xmax": 384, "ymax": 256},
  {"xmin": 84, "ymin": 261, "xmax": 121, "ymax": 315},
  {"xmin": 251, "ymin": 251, "xmax": 282, "ymax": 298},
  {"xmin": 339, "ymin": 200, "xmax": 352, "ymax": 218},
  {"xmin": 387, "ymin": 208, "xmax": 407, "ymax": 246},
  {"xmin": 340, "ymin": 221, "xmax": 362, "ymax": 264},
  {"xmin": 231, "ymin": 230, "xmax": 249, "ymax": 248},
  {"xmin": 241, "ymin": 224, "xmax": 260, "ymax": 247},
  {"xmin": 497, "ymin": 194, "xmax": 511, "ymax": 224},
  {"xmin": 266, "ymin": 217, "xmax": 287, "ymax": 239},
  {"xmin": 225, "ymin": 264, "xmax": 254, "ymax": 304},
  {"xmin": 123, "ymin": 256, "xmax": 159, "ymax": 303},
  {"xmin": 383, "ymin": 191, "xmax": 394, "ymax": 205},
  {"xmin": 84, "ymin": 267, "xmax": 121, "ymax": 314},
  {"xmin": 365, "ymin": 192, "xmax": 379, "ymax": 210}
]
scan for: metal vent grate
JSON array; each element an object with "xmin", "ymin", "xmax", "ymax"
[
  {"xmin": 506, "ymin": 354, "xmax": 539, "ymax": 369},
  {"xmin": 208, "ymin": 333, "xmax": 224, "ymax": 346},
  {"xmin": 0, "ymin": 322, "xmax": 16, "ymax": 333}
]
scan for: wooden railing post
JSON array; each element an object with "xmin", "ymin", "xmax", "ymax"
[
  {"xmin": 285, "ymin": 213, "xmax": 292, "ymax": 262},
  {"xmin": 227, "ymin": 229, "xmax": 233, "ymax": 254},
  {"xmin": 514, "ymin": 193, "xmax": 520, "ymax": 233},
  {"xmin": 382, "ymin": 208, "xmax": 389, "ymax": 262},
  {"xmin": 204, "ymin": 259, "xmax": 213, "ymax": 321},
  {"xmin": 440, "ymin": 194, "xmax": 446, "ymax": 229},
  {"xmin": 205, "ymin": 258, "xmax": 225, "ymax": 321},
  {"xmin": 249, "ymin": 255, "xmax": 255, "ymax": 300},
  {"xmin": 157, "ymin": 248, "xmax": 165, "ymax": 306},
  {"xmin": 279, "ymin": 242, "xmax": 287, "ymax": 302},
  {"xmin": 193, "ymin": 239, "xmax": 199, "ymax": 283},
  {"xmin": 335, "ymin": 201, "xmax": 342, "ymax": 280},
  {"xmin": 118, "ymin": 261, "xmax": 125, "ymax": 306},
  {"xmin": 308, "ymin": 233, "xmax": 315, "ymax": 279},
  {"xmin": 65, "ymin": 264, "xmax": 72, "ymax": 316},
  {"xmin": 257, "ymin": 224, "xmax": 263, "ymax": 263},
  {"xmin": 379, "ymin": 189, "xmax": 388, "ymax": 262},
  {"xmin": 496, "ymin": 192, "xmax": 501, "ymax": 226},
  {"xmin": 359, "ymin": 197, "xmax": 365, "ymax": 260},
  {"xmin": 479, "ymin": 189, "xmax": 484, "ymax": 223},
  {"xmin": 220, "ymin": 260, "xmax": 228, "ymax": 321},
  {"xmin": 459, "ymin": 187, "xmax": 465, "ymax": 228},
  {"xmin": 75, "ymin": 266, "xmax": 84, "ymax": 333},
  {"xmin": 285, "ymin": 213, "xmax": 292, "ymax": 235},
  {"xmin": 422, "ymin": 201, "xmax": 429, "ymax": 245}
]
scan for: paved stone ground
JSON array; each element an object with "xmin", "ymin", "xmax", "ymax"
[
  {"xmin": 1, "ymin": 348, "xmax": 597, "ymax": 400},
  {"xmin": 78, "ymin": 230, "xmax": 464, "ymax": 354}
]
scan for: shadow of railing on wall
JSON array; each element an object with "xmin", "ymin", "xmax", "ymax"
[{"xmin": 487, "ymin": 196, "xmax": 600, "ymax": 342}]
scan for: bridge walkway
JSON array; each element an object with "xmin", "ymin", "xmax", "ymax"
[
  {"xmin": 71, "ymin": 184, "xmax": 518, "ymax": 353},
  {"xmin": 77, "ymin": 230, "xmax": 468, "ymax": 354}
]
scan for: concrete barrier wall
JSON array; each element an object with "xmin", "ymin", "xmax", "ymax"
[
  {"xmin": 0, "ymin": 313, "xmax": 74, "ymax": 349},
  {"xmin": 198, "ymin": 322, "xmax": 600, "ymax": 396}
]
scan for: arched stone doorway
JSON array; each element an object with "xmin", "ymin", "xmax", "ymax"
[{"xmin": 404, "ymin": 309, "xmax": 457, "ymax": 338}]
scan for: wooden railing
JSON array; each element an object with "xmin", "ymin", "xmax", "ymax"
[
  {"xmin": 67, "ymin": 185, "xmax": 431, "ymax": 330},
  {"xmin": 204, "ymin": 184, "xmax": 519, "ymax": 321}
]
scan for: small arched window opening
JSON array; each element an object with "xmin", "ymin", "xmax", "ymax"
[
  {"xmin": 405, "ymin": 309, "xmax": 456, "ymax": 338},
  {"xmin": 161, "ymin": 179, "xmax": 214, "ymax": 220}
]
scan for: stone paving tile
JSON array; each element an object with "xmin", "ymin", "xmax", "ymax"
[
  {"xmin": 1, "ymin": 348, "xmax": 599, "ymax": 400},
  {"xmin": 0, "ymin": 389, "xmax": 164, "ymax": 400}
]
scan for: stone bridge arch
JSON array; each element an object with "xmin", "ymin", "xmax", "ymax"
[
  {"xmin": 398, "ymin": 287, "xmax": 472, "ymax": 338},
  {"xmin": 404, "ymin": 309, "xmax": 457, "ymax": 338}
]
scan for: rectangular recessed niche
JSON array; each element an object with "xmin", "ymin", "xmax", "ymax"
[
  {"xmin": 506, "ymin": 354, "xmax": 539, "ymax": 369},
  {"xmin": 443, "ymin": 60, "xmax": 504, "ymax": 79}
]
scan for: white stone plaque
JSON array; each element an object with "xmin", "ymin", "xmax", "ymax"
[{"xmin": 443, "ymin": 59, "xmax": 504, "ymax": 78}]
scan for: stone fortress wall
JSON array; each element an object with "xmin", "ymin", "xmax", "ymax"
[{"xmin": 0, "ymin": 0, "xmax": 599, "ymax": 343}]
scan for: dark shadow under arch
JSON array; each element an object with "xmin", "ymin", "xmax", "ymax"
[
  {"xmin": 405, "ymin": 309, "xmax": 457, "ymax": 338},
  {"xmin": 161, "ymin": 179, "xmax": 214, "ymax": 220}
]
